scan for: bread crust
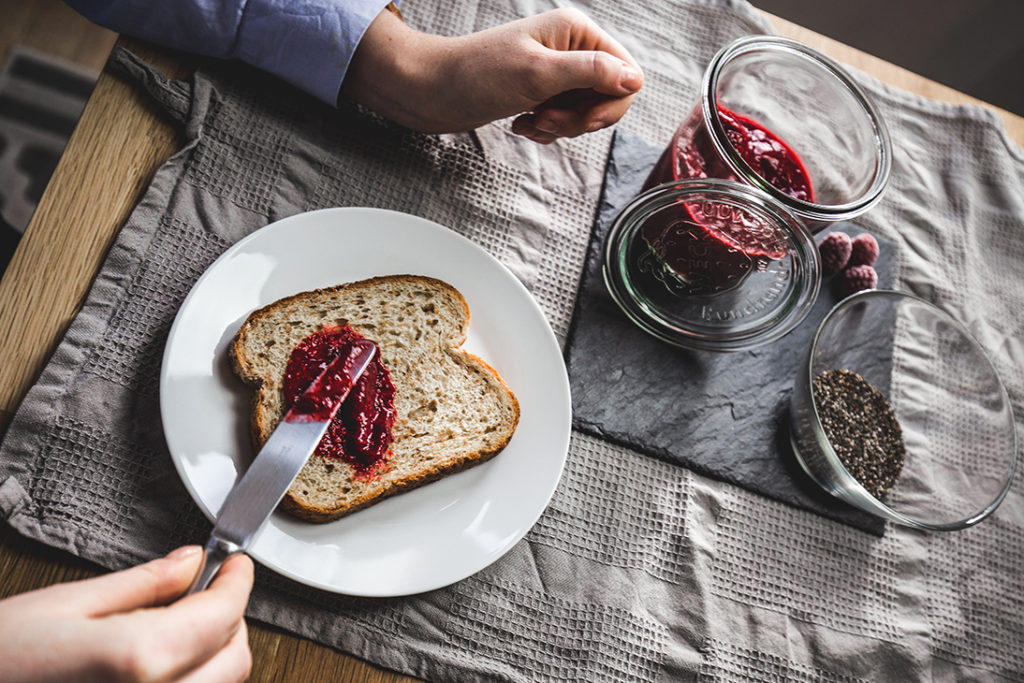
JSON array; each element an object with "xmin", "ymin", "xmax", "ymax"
[{"xmin": 230, "ymin": 275, "xmax": 520, "ymax": 522}]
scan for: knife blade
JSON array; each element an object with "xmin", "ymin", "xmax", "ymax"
[{"xmin": 187, "ymin": 339, "xmax": 378, "ymax": 593}]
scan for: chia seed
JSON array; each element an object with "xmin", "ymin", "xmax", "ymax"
[{"xmin": 812, "ymin": 369, "xmax": 906, "ymax": 499}]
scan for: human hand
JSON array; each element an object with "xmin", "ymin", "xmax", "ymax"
[
  {"xmin": 0, "ymin": 546, "xmax": 254, "ymax": 683},
  {"xmin": 342, "ymin": 7, "xmax": 644, "ymax": 142}
]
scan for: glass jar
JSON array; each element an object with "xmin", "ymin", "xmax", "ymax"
[
  {"xmin": 644, "ymin": 36, "xmax": 892, "ymax": 230},
  {"xmin": 603, "ymin": 179, "xmax": 820, "ymax": 352}
]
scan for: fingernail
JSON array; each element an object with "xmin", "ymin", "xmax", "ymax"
[
  {"xmin": 619, "ymin": 65, "xmax": 643, "ymax": 93},
  {"xmin": 522, "ymin": 132, "xmax": 555, "ymax": 145},
  {"xmin": 166, "ymin": 545, "xmax": 202, "ymax": 561},
  {"xmin": 586, "ymin": 120, "xmax": 607, "ymax": 133},
  {"xmin": 533, "ymin": 118, "xmax": 558, "ymax": 135},
  {"xmin": 517, "ymin": 128, "xmax": 549, "ymax": 142}
]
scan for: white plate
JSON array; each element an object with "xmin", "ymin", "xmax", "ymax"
[{"xmin": 160, "ymin": 207, "xmax": 571, "ymax": 596}]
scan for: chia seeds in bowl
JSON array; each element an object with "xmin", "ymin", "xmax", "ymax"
[
  {"xmin": 812, "ymin": 369, "xmax": 905, "ymax": 499},
  {"xmin": 789, "ymin": 290, "xmax": 1017, "ymax": 531}
]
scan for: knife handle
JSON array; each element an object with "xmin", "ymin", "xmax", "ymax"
[{"xmin": 186, "ymin": 536, "xmax": 243, "ymax": 594}]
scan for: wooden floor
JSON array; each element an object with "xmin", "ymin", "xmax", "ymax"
[{"xmin": 0, "ymin": 0, "xmax": 116, "ymax": 75}]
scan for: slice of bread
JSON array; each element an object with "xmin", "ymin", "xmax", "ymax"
[{"xmin": 230, "ymin": 275, "xmax": 520, "ymax": 522}]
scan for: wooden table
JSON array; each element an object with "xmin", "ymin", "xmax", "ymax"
[{"xmin": 1, "ymin": 14, "xmax": 1022, "ymax": 683}]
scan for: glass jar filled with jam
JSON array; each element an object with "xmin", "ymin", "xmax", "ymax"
[
  {"xmin": 604, "ymin": 179, "xmax": 821, "ymax": 352},
  {"xmin": 644, "ymin": 36, "xmax": 892, "ymax": 230}
]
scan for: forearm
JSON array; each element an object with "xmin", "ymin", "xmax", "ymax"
[{"xmin": 339, "ymin": 10, "xmax": 442, "ymax": 126}]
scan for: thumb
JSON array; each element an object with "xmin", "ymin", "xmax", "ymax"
[
  {"xmin": 542, "ymin": 49, "xmax": 644, "ymax": 97},
  {"xmin": 45, "ymin": 546, "xmax": 205, "ymax": 617}
]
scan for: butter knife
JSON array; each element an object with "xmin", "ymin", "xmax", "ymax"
[{"xmin": 187, "ymin": 339, "xmax": 377, "ymax": 593}]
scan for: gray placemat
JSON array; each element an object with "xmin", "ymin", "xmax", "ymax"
[
  {"xmin": 1, "ymin": 1, "xmax": 1023, "ymax": 681},
  {"xmin": 566, "ymin": 129, "xmax": 895, "ymax": 534}
]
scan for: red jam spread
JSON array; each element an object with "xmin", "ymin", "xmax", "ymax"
[
  {"xmin": 640, "ymin": 106, "xmax": 812, "ymax": 293},
  {"xmin": 283, "ymin": 325, "xmax": 396, "ymax": 478},
  {"xmin": 285, "ymin": 340, "xmax": 376, "ymax": 423},
  {"xmin": 644, "ymin": 106, "xmax": 814, "ymax": 201}
]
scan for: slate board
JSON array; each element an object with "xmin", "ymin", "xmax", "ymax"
[{"xmin": 565, "ymin": 130, "xmax": 898, "ymax": 535}]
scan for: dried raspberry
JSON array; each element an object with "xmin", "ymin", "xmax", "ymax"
[
  {"xmin": 838, "ymin": 264, "xmax": 878, "ymax": 297},
  {"xmin": 849, "ymin": 233, "xmax": 879, "ymax": 267},
  {"xmin": 818, "ymin": 232, "xmax": 852, "ymax": 272}
]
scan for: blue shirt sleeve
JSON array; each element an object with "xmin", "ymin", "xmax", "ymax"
[{"xmin": 66, "ymin": 0, "xmax": 393, "ymax": 105}]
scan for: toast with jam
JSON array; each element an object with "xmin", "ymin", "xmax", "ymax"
[{"xmin": 230, "ymin": 275, "xmax": 520, "ymax": 522}]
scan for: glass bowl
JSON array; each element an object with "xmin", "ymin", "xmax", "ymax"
[{"xmin": 790, "ymin": 290, "xmax": 1018, "ymax": 530}]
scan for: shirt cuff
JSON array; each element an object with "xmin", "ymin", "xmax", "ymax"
[{"xmin": 234, "ymin": 0, "xmax": 394, "ymax": 106}]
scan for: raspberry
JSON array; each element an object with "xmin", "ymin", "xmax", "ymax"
[
  {"xmin": 838, "ymin": 264, "xmax": 878, "ymax": 297},
  {"xmin": 818, "ymin": 232, "xmax": 852, "ymax": 272},
  {"xmin": 849, "ymin": 233, "xmax": 879, "ymax": 267}
]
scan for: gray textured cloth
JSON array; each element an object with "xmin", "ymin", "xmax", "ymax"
[{"xmin": 1, "ymin": 1, "xmax": 1023, "ymax": 681}]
